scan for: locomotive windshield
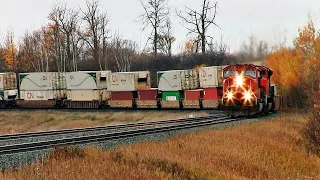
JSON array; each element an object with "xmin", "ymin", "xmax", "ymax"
[
  {"xmin": 244, "ymin": 70, "xmax": 256, "ymax": 77},
  {"xmin": 224, "ymin": 70, "xmax": 256, "ymax": 78},
  {"xmin": 223, "ymin": 70, "xmax": 235, "ymax": 78}
]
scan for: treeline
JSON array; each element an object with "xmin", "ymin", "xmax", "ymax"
[{"xmin": 0, "ymin": 0, "xmax": 233, "ymax": 74}]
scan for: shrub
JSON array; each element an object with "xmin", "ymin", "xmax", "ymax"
[{"xmin": 305, "ymin": 91, "xmax": 320, "ymax": 154}]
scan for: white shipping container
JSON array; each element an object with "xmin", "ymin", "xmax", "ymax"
[
  {"xmin": 0, "ymin": 72, "xmax": 17, "ymax": 90},
  {"xmin": 157, "ymin": 70, "xmax": 182, "ymax": 91},
  {"xmin": 109, "ymin": 73, "xmax": 138, "ymax": 91},
  {"xmin": 19, "ymin": 72, "xmax": 68, "ymax": 91},
  {"xmin": 19, "ymin": 72, "xmax": 53, "ymax": 91},
  {"xmin": 66, "ymin": 71, "xmax": 98, "ymax": 90},
  {"xmin": 199, "ymin": 66, "xmax": 224, "ymax": 88},
  {"xmin": 67, "ymin": 90, "xmax": 99, "ymax": 101},
  {"xmin": 19, "ymin": 90, "xmax": 54, "ymax": 100}
]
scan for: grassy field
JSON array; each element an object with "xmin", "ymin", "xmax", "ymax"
[
  {"xmin": 2, "ymin": 113, "xmax": 320, "ymax": 179},
  {"xmin": 0, "ymin": 110, "xmax": 208, "ymax": 135}
]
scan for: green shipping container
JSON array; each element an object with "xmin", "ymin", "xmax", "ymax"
[{"xmin": 162, "ymin": 91, "xmax": 184, "ymax": 101}]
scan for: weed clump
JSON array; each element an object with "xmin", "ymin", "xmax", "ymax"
[{"xmin": 48, "ymin": 147, "xmax": 86, "ymax": 160}]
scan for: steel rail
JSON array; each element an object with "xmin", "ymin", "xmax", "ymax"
[
  {"xmin": 0, "ymin": 116, "xmax": 242, "ymax": 155},
  {"xmin": 0, "ymin": 115, "xmax": 224, "ymax": 141}
]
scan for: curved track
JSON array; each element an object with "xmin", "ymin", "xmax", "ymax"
[
  {"xmin": 0, "ymin": 115, "xmax": 222, "ymax": 141},
  {"xmin": 0, "ymin": 114, "xmax": 244, "ymax": 156}
]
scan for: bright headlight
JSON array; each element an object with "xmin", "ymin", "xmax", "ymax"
[
  {"xmin": 227, "ymin": 92, "xmax": 233, "ymax": 100},
  {"xmin": 244, "ymin": 91, "xmax": 252, "ymax": 100},
  {"xmin": 235, "ymin": 75, "xmax": 243, "ymax": 86}
]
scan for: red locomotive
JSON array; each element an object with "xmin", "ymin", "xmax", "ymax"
[{"xmin": 221, "ymin": 64, "xmax": 281, "ymax": 117}]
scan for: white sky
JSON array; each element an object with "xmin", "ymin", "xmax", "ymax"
[{"xmin": 0, "ymin": 0, "xmax": 319, "ymax": 53}]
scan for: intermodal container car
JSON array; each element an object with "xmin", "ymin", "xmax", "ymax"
[
  {"xmin": 183, "ymin": 89, "xmax": 203, "ymax": 109},
  {"xmin": 137, "ymin": 88, "xmax": 158, "ymax": 109},
  {"xmin": 161, "ymin": 91, "xmax": 183, "ymax": 109},
  {"xmin": 202, "ymin": 88, "xmax": 222, "ymax": 109},
  {"xmin": 109, "ymin": 91, "xmax": 134, "ymax": 108}
]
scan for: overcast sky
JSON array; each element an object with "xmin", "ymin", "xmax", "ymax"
[{"xmin": 0, "ymin": 0, "xmax": 319, "ymax": 53}]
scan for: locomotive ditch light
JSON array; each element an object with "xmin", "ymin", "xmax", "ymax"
[{"xmin": 244, "ymin": 91, "xmax": 252, "ymax": 101}]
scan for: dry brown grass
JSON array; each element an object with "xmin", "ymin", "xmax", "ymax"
[
  {"xmin": 2, "ymin": 113, "xmax": 320, "ymax": 179},
  {"xmin": 0, "ymin": 110, "xmax": 208, "ymax": 135}
]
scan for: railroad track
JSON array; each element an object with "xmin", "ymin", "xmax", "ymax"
[
  {"xmin": 0, "ymin": 114, "xmax": 242, "ymax": 156},
  {"xmin": 0, "ymin": 108, "xmax": 221, "ymax": 113}
]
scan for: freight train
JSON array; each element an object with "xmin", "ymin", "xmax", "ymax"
[{"xmin": 0, "ymin": 64, "xmax": 281, "ymax": 116}]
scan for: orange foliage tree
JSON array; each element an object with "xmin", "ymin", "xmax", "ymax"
[
  {"xmin": 266, "ymin": 19, "xmax": 320, "ymax": 108},
  {"xmin": 3, "ymin": 31, "xmax": 18, "ymax": 72}
]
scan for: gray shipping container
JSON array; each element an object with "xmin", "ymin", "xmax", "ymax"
[
  {"xmin": 0, "ymin": 72, "xmax": 17, "ymax": 90},
  {"xmin": 180, "ymin": 69, "xmax": 200, "ymax": 90}
]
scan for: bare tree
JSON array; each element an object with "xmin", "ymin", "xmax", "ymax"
[
  {"xmin": 81, "ymin": 0, "xmax": 109, "ymax": 70},
  {"xmin": 138, "ymin": 0, "xmax": 169, "ymax": 57},
  {"xmin": 49, "ymin": 3, "xmax": 82, "ymax": 72},
  {"xmin": 110, "ymin": 34, "xmax": 138, "ymax": 72},
  {"xmin": 207, "ymin": 36, "xmax": 228, "ymax": 54},
  {"xmin": 177, "ymin": 0, "xmax": 219, "ymax": 54},
  {"xmin": 158, "ymin": 18, "xmax": 175, "ymax": 56}
]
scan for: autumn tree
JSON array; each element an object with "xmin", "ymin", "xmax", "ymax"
[
  {"xmin": 184, "ymin": 38, "xmax": 200, "ymax": 54},
  {"xmin": 294, "ymin": 19, "xmax": 320, "ymax": 92},
  {"xmin": 138, "ymin": 0, "xmax": 170, "ymax": 57},
  {"xmin": 0, "ymin": 46, "xmax": 7, "ymax": 71},
  {"xmin": 18, "ymin": 30, "xmax": 50, "ymax": 72},
  {"xmin": 3, "ymin": 31, "xmax": 18, "ymax": 72},
  {"xmin": 266, "ymin": 19, "xmax": 320, "ymax": 108},
  {"xmin": 177, "ymin": 0, "xmax": 219, "ymax": 54}
]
